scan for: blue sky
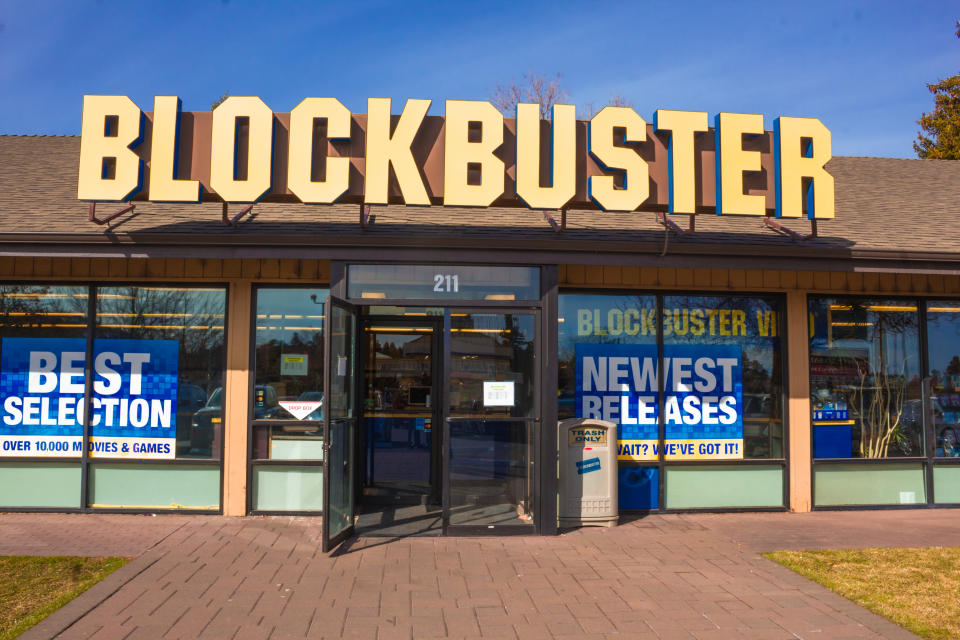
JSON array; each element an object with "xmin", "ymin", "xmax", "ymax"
[{"xmin": 0, "ymin": 1, "xmax": 956, "ymax": 157}]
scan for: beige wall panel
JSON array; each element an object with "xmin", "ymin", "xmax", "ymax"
[
  {"xmin": 602, "ymin": 265, "xmax": 621, "ymax": 285},
  {"xmin": 693, "ymin": 269, "xmax": 711, "ymax": 288},
  {"xmin": 729, "ymin": 270, "xmax": 746, "ymax": 289},
  {"xmin": 676, "ymin": 268, "xmax": 693, "ymax": 287},
  {"xmin": 929, "ymin": 275, "xmax": 945, "ymax": 293},
  {"xmin": 108, "ymin": 259, "xmax": 126, "ymax": 278},
  {"xmin": 90, "ymin": 258, "xmax": 109, "ymax": 278},
  {"xmin": 877, "ymin": 273, "xmax": 895, "ymax": 291},
  {"xmin": 261, "ymin": 259, "xmax": 280, "ymax": 280},
  {"xmin": 862, "ymin": 272, "xmax": 879, "ymax": 292},
  {"xmin": 813, "ymin": 271, "xmax": 830, "ymax": 290},
  {"xmin": 34, "ymin": 257, "xmax": 52, "ymax": 277},
  {"xmin": 658, "ymin": 268, "xmax": 677, "ymax": 287},
  {"xmin": 241, "ymin": 259, "xmax": 260, "ymax": 279},
  {"xmin": 895, "ymin": 273, "xmax": 911, "ymax": 292},
  {"xmin": 316, "ymin": 260, "xmax": 331, "ymax": 282},
  {"xmin": 745, "ymin": 270, "xmax": 763, "ymax": 289},
  {"xmin": 185, "ymin": 259, "xmax": 203, "ymax": 278},
  {"xmin": 146, "ymin": 259, "xmax": 165, "ymax": 278},
  {"xmin": 15, "ymin": 257, "xmax": 33, "ymax": 277},
  {"xmin": 124, "ymin": 258, "xmax": 145, "ymax": 278},
  {"xmin": 621, "ymin": 266, "xmax": 640, "ymax": 286},
  {"xmin": 165, "ymin": 259, "xmax": 185, "ymax": 278},
  {"xmin": 786, "ymin": 290, "xmax": 811, "ymax": 512},
  {"xmin": 0, "ymin": 257, "xmax": 13, "ymax": 276},
  {"xmin": 947, "ymin": 277, "xmax": 960, "ymax": 294},
  {"xmin": 763, "ymin": 270, "xmax": 780, "ymax": 289},
  {"xmin": 846, "ymin": 271, "xmax": 863, "ymax": 292},
  {"xmin": 222, "ymin": 259, "xmax": 242, "ymax": 279},
  {"xmin": 51, "ymin": 258, "xmax": 71, "ymax": 278},
  {"xmin": 640, "ymin": 267, "xmax": 658, "ymax": 286},
  {"xmin": 279, "ymin": 259, "xmax": 299, "ymax": 280},
  {"xmin": 300, "ymin": 260, "xmax": 319, "ymax": 281},
  {"xmin": 202, "ymin": 259, "xmax": 222, "ymax": 279},
  {"xmin": 223, "ymin": 279, "xmax": 252, "ymax": 516},
  {"xmin": 566, "ymin": 264, "xmax": 585, "ymax": 284},
  {"xmin": 779, "ymin": 270, "xmax": 797, "ymax": 290},
  {"xmin": 911, "ymin": 274, "xmax": 928, "ymax": 293},
  {"xmin": 796, "ymin": 271, "xmax": 814, "ymax": 290},
  {"xmin": 829, "ymin": 272, "xmax": 845, "ymax": 291},
  {"xmin": 585, "ymin": 265, "xmax": 604, "ymax": 285},
  {"xmin": 71, "ymin": 258, "xmax": 90, "ymax": 277}
]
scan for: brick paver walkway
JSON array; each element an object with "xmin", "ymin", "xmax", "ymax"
[{"xmin": 4, "ymin": 510, "xmax": 956, "ymax": 639}]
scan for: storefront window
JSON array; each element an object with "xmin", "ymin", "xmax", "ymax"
[
  {"xmin": 925, "ymin": 300, "xmax": 960, "ymax": 458},
  {"xmin": 0, "ymin": 285, "xmax": 87, "ymax": 508},
  {"xmin": 663, "ymin": 295, "xmax": 783, "ymax": 460},
  {"xmin": 0, "ymin": 284, "xmax": 225, "ymax": 511},
  {"xmin": 559, "ymin": 292, "xmax": 784, "ymax": 511},
  {"xmin": 250, "ymin": 287, "xmax": 328, "ymax": 512},
  {"xmin": 251, "ymin": 288, "xmax": 327, "ymax": 461},
  {"xmin": 809, "ymin": 298, "xmax": 923, "ymax": 459},
  {"xmin": 95, "ymin": 286, "xmax": 227, "ymax": 460},
  {"xmin": 0, "ymin": 285, "xmax": 89, "ymax": 460}
]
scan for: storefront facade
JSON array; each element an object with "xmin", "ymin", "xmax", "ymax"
[{"xmin": 2, "ymin": 96, "xmax": 959, "ymax": 545}]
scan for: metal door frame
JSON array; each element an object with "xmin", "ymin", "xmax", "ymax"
[
  {"xmin": 441, "ymin": 306, "xmax": 541, "ymax": 536},
  {"xmin": 357, "ymin": 315, "xmax": 444, "ymax": 506},
  {"xmin": 321, "ymin": 295, "xmax": 360, "ymax": 553}
]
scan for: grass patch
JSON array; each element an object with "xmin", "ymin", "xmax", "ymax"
[
  {"xmin": 0, "ymin": 556, "xmax": 127, "ymax": 639},
  {"xmin": 766, "ymin": 547, "xmax": 960, "ymax": 640}
]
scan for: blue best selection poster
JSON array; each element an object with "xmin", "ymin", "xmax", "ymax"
[
  {"xmin": 574, "ymin": 343, "xmax": 743, "ymax": 461},
  {"xmin": 0, "ymin": 337, "xmax": 179, "ymax": 459}
]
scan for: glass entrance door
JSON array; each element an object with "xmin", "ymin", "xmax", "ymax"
[
  {"xmin": 321, "ymin": 297, "xmax": 358, "ymax": 552},
  {"xmin": 361, "ymin": 320, "xmax": 441, "ymax": 506},
  {"xmin": 443, "ymin": 310, "xmax": 538, "ymax": 534}
]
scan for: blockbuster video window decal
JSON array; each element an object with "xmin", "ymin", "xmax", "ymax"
[{"xmin": 77, "ymin": 94, "xmax": 834, "ymax": 220}]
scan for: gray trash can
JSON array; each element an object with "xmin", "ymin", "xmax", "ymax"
[{"xmin": 558, "ymin": 418, "xmax": 618, "ymax": 528}]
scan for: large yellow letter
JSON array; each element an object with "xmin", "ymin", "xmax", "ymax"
[
  {"xmin": 655, "ymin": 109, "xmax": 708, "ymax": 214},
  {"xmin": 210, "ymin": 96, "xmax": 273, "ymax": 203},
  {"xmin": 77, "ymin": 95, "xmax": 143, "ymax": 201},
  {"xmin": 775, "ymin": 117, "xmax": 834, "ymax": 219},
  {"xmin": 588, "ymin": 106, "xmax": 648, "ymax": 212},
  {"xmin": 148, "ymin": 96, "xmax": 200, "ymax": 202},
  {"xmin": 443, "ymin": 100, "xmax": 504, "ymax": 207},
  {"xmin": 287, "ymin": 97, "xmax": 351, "ymax": 204},
  {"xmin": 515, "ymin": 103, "xmax": 576, "ymax": 210},
  {"xmin": 364, "ymin": 98, "xmax": 431, "ymax": 205},
  {"xmin": 715, "ymin": 112, "xmax": 765, "ymax": 216}
]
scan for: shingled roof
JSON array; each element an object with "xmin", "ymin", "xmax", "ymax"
[{"xmin": 1, "ymin": 135, "xmax": 959, "ymax": 270}]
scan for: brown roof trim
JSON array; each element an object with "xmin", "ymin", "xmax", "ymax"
[{"xmin": 3, "ymin": 232, "xmax": 960, "ymax": 275}]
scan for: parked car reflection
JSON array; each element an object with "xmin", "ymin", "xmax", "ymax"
[{"xmin": 190, "ymin": 385, "xmax": 281, "ymax": 455}]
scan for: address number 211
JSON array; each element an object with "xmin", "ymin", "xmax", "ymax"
[{"xmin": 433, "ymin": 274, "xmax": 459, "ymax": 293}]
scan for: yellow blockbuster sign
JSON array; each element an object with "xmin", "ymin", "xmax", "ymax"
[{"xmin": 77, "ymin": 95, "xmax": 834, "ymax": 219}]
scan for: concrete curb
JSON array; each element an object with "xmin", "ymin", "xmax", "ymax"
[{"xmin": 18, "ymin": 520, "xmax": 190, "ymax": 639}]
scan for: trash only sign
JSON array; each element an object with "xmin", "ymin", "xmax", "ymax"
[{"xmin": 0, "ymin": 337, "xmax": 179, "ymax": 459}]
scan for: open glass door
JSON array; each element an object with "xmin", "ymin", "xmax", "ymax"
[{"xmin": 322, "ymin": 296, "xmax": 359, "ymax": 552}]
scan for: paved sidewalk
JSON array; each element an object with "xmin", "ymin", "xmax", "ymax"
[{"xmin": 3, "ymin": 510, "xmax": 956, "ymax": 640}]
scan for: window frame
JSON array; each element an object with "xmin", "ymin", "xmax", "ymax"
[
  {"xmin": 0, "ymin": 280, "xmax": 229, "ymax": 515},
  {"xmin": 558, "ymin": 287, "xmax": 791, "ymax": 514},
  {"xmin": 808, "ymin": 293, "xmax": 960, "ymax": 510},
  {"xmin": 247, "ymin": 283, "xmax": 331, "ymax": 516}
]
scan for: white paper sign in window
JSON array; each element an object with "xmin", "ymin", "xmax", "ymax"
[
  {"xmin": 483, "ymin": 381, "xmax": 515, "ymax": 407},
  {"xmin": 278, "ymin": 400, "xmax": 322, "ymax": 421},
  {"xmin": 280, "ymin": 353, "xmax": 308, "ymax": 376}
]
